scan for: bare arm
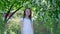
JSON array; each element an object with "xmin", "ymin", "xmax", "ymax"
[
  {"xmin": 31, "ymin": 21, "xmax": 34, "ymax": 34},
  {"xmin": 20, "ymin": 21, "xmax": 23, "ymax": 34}
]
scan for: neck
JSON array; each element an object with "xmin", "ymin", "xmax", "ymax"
[{"xmin": 25, "ymin": 16, "xmax": 29, "ymax": 18}]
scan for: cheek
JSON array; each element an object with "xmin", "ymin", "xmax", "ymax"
[
  {"xmin": 27, "ymin": 11, "xmax": 30, "ymax": 15},
  {"xmin": 28, "ymin": 12, "xmax": 30, "ymax": 15},
  {"xmin": 25, "ymin": 12, "xmax": 28, "ymax": 15},
  {"xmin": 25, "ymin": 11, "xmax": 30, "ymax": 15}
]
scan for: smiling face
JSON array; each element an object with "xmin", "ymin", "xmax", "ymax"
[
  {"xmin": 23, "ymin": 8, "xmax": 31, "ymax": 19},
  {"xmin": 25, "ymin": 9, "xmax": 30, "ymax": 16}
]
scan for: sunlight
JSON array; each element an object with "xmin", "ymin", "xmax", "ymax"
[{"xmin": 42, "ymin": 0, "xmax": 45, "ymax": 2}]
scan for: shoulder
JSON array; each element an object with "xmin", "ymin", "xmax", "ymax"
[
  {"xmin": 20, "ymin": 18, "xmax": 24, "ymax": 22},
  {"xmin": 31, "ymin": 18, "xmax": 34, "ymax": 22}
]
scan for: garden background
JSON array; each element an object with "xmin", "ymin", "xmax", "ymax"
[{"xmin": 0, "ymin": 0, "xmax": 60, "ymax": 34}]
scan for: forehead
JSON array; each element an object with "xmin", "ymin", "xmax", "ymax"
[{"xmin": 26, "ymin": 9, "xmax": 30, "ymax": 11}]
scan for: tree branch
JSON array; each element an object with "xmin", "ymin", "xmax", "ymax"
[
  {"xmin": 7, "ymin": 6, "xmax": 22, "ymax": 21},
  {"xmin": 4, "ymin": 2, "xmax": 15, "ymax": 21}
]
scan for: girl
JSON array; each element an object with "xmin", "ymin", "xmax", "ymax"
[{"xmin": 20, "ymin": 8, "xmax": 34, "ymax": 34}]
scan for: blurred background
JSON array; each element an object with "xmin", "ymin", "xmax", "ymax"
[{"xmin": 0, "ymin": 0, "xmax": 60, "ymax": 34}]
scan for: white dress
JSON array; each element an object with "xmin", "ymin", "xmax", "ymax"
[{"xmin": 21, "ymin": 18, "xmax": 33, "ymax": 34}]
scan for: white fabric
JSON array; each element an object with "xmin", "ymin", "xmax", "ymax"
[{"xmin": 21, "ymin": 18, "xmax": 33, "ymax": 34}]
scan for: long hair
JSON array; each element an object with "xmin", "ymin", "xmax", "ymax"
[{"xmin": 23, "ymin": 8, "xmax": 32, "ymax": 20}]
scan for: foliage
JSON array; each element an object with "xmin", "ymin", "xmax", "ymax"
[{"xmin": 0, "ymin": 0, "xmax": 60, "ymax": 34}]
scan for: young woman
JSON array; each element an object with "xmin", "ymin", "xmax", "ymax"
[{"xmin": 20, "ymin": 8, "xmax": 34, "ymax": 34}]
